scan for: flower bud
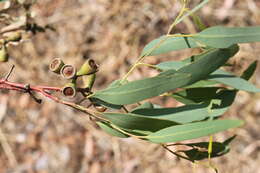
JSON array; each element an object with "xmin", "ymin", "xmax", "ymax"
[
  {"xmin": 82, "ymin": 73, "xmax": 96, "ymax": 91},
  {"xmin": 0, "ymin": 45, "xmax": 9, "ymax": 62},
  {"xmin": 61, "ymin": 82, "xmax": 77, "ymax": 98},
  {"xmin": 3, "ymin": 32, "xmax": 22, "ymax": 42},
  {"xmin": 49, "ymin": 58, "xmax": 65, "ymax": 74},
  {"xmin": 60, "ymin": 64, "xmax": 76, "ymax": 79},
  {"xmin": 93, "ymin": 104, "xmax": 107, "ymax": 112},
  {"xmin": 76, "ymin": 59, "xmax": 98, "ymax": 77}
]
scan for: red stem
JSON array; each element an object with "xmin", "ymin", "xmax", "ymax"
[{"xmin": 0, "ymin": 78, "xmax": 105, "ymax": 121}]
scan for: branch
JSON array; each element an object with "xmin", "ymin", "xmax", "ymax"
[{"xmin": 0, "ymin": 68, "xmax": 106, "ymax": 122}]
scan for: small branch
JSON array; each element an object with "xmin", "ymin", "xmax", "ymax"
[
  {"xmin": 0, "ymin": 78, "xmax": 107, "ymax": 122},
  {"xmin": 161, "ymin": 144, "xmax": 194, "ymax": 162},
  {"xmin": 4, "ymin": 65, "xmax": 15, "ymax": 81},
  {"xmin": 122, "ymin": 106, "xmax": 129, "ymax": 113}
]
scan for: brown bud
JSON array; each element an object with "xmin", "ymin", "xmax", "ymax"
[
  {"xmin": 0, "ymin": 45, "xmax": 9, "ymax": 62},
  {"xmin": 93, "ymin": 104, "xmax": 107, "ymax": 112},
  {"xmin": 61, "ymin": 82, "xmax": 76, "ymax": 98},
  {"xmin": 60, "ymin": 64, "xmax": 76, "ymax": 79},
  {"xmin": 3, "ymin": 32, "xmax": 22, "ymax": 42},
  {"xmin": 49, "ymin": 58, "xmax": 65, "ymax": 74},
  {"xmin": 76, "ymin": 59, "xmax": 98, "ymax": 77}
]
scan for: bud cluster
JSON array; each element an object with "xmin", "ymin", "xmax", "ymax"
[{"xmin": 49, "ymin": 58, "xmax": 99, "ymax": 98}]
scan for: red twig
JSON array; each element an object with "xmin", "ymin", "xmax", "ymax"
[
  {"xmin": 0, "ymin": 78, "xmax": 106, "ymax": 121},
  {"xmin": 0, "ymin": 65, "xmax": 107, "ymax": 122}
]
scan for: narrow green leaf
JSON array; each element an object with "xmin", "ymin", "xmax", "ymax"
[
  {"xmin": 171, "ymin": 87, "xmax": 221, "ymax": 104},
  {"xmin": 97, "ymin": 122, "xmax": 129, "ymax": 138},
  {"xmin": 103, "ymin": 112, "xmax": 179, "ymax": 132},
  {"xmin": 131, "ymin": 102, "xmax": 154, "ymax": 112},
  {"xmin": 208, "ymin": 69, "xmax": 260, "ymax": 92},
  {"xmin": 156, "ymin": 61, "xmax": 187, "ymax": 71},
  {"xmin": 177, "ymin": 45, "xmax": 239, "ymax": 84},
  {"xmin": 131, "ymin": 89, "xmax": 236, "ymax": 123},
  {"xmin": 175, "ymin": 0, "xmax": 210, "ymax": 25},
  {"xmin": 180, "ymin": 135, "xmax": 236, "ymax": 161},
  {"xmin": 142, "ymin": 26, "xmax": 260, "ymax": 57},
  {"xmin": 191, "ymin": 14, "xmax": 207, "ymax": 31},
  {"xmin": 193, "ymin": 26, "xmax": 260, "ymax": 48},
  {"xmin": 241, "ymin": 61, "xmax": 257, "ymax": 80},
  {"xmin": 141, "ymin": 35, "xmax": 198, "ymax": 56},
  {"xmin": 146, "ymin": 120, "xmax": 243, "ymax": 143},
  {"xmin": 90, "ymin": 98, "xmax": 122, "ymax": 110},
  {"xmin": 91, "ymin": 72, "xmax": 191, "ymax": 105},
  {"xmin": 184, "ymin": 80, "xmax": 218, "ymax": 88},
  {"xmin": 92, "ymin": 46, "xmax": 238, "ymax": 105},
  {"xmin": 132, "ymin": 103, "xmax": 210, "ymax": 124}
]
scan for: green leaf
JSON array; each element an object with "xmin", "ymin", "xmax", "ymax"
[
  {"xmin": 184, "ymin": 80, "xmax": 218, "ymax": 88},
  {"xmin": 89, "ymin": 98, "xmax": 122, "ymax": 110},
  {"xmin": 146, "ymin": 119, "xmax": 243, "ymax": 143},
  {"xmin": 141, "ymin": 35, "xmax": 198, "ymax": 56},
  {"xmin": 193, "ymin": 26, "xmax": 260, "ymax": 48},
  {"xmin": 175, "ymin": 0, "xmax": 210, "ymax": 26},
  {"xmin": 156, "ymin": 61, "xmax": 187, "ymax": 71},
  {"xmin": 103, "ymin": 112, "xmax": 179, "ymax": 132},
  {"xmin": 92, "ymin": 46, "xmax": 238, "ymax": 105},
  {"xmin": 91, "ymin": 72, "xmax": 191, "ymax": 105},
  {"xmin": 97, "ymin": 122, "xmax": 129, "ymax": 138},
  {"xmin": 241, "ymin": 61, "xmax": 257, "ymax": 80},
  {"xmin": 171, "ymin": 87, "xmax": 221, "ymax": 104},
  {"xmin": 131, "ymin": 102, "xmax": 154, "ymax": 112},
  {"xmin": 177, "ymin": 45, "xmax": 239, "ymax": 84},
  {"xmin": 132, "ymin": 103, "xmax": 211, "ymax": 124},
  {"xmin": 142, "ymin": 26, "xmax": 260, "ymax": 57},
  {"xmin": 180, "ymin": 135, "xmax": 236, "ymax": 161},
  {"xmin": 210, "ymin": 89, "xmax": 237, "ymax": 115},
  {"xmin": 191, "ymin": 14, "xmax": 207, "ymax": 31},
  {"xmin": 208, "ymin": 69, "xmax": 260, "ymax": 92},
  {"xmin": 131, "ymin": 89, "xmax": 236, "ymax": 124}
]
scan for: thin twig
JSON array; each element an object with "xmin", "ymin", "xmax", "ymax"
[
  {"xmin": 122, "ymin": 106, "xmax": 129, "ymax": 113},
  {"xmin": 4, "ymin": 65, "xmax": 15, "ymax": 81},
  {"xmin": 0, "ymin": 78, "xmax": 107, "ymax": 122},
  {"xmin": 161, "ymin": 144, "xmax": 194, "ymax": 162}
]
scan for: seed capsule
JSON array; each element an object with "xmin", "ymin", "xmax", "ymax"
[
  {"xmin": 76, "ymin": 59, "xmax": 98, "ymax": 77},
  {"xmin": 61, "ymin": 82, "xmax": 77, "ymax": 98},
  {"xmin": 0, "ymin": 45, "xmax": 9, "ymax": 62},
  {"xmin": 49, "ymin": 58, "xmax": 65, "ymax": 74},
  {"xmin": 60, "ymin": 64, "xmax": 76, "ymax": 79},
  {"xmin": 82, "ymin": 73, "xmax": 96, "ymax": 91}
]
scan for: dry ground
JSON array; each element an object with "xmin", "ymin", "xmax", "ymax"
[{"xmin": 0, "ymin": 0, "xmax": 260, "ymax": 173}]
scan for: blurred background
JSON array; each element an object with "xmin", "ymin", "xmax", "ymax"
[{"xmin": 0, "ymin": 0, "xmax": 260, "ymax": 172}]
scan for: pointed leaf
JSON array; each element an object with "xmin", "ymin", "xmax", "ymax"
[
  {"xmin": 132, "ymin": 103, "xmax": 211, "ymax": 124},
  {"xmin": 141, "ymin": 35, "xmax": 198, "ymax": 56},
  {"xmin": 177, "ymin": 45, "xmax": 239, "ymax": 84},
  {"xmin": 171, "ymin": 87, "xmax": 221, "ymax": 104},
  {"xmin": 193, "ymin": 26, "xmax": 260, "ymax": 48},
  {"xmin": 92, "ymin": 46, "xmax": 238, "ymax": 105},
  {"xmin": 91, "ymin": 72, "xmax": 191, "ymax": 105},
  {"xmin": 241, "ymin": 61, "xmax": 257, "ymax": 80},
  {"xmin": 97, "ymin": 122, "xmax": 129, "ymax": 138},
  {"xmin": 208, "ymin": 69, "xmax": 260, "ymax": 92},
  {"xmin": 146, "ymin": 119, "xmax": 243, "ymax": 143},
  {"xmin": 131, "ymin": 89, "xmax": 236, "ymax": 124},
  {"xmin": 131, "ymin": 102, "xmax": 154, "ymax": 112},
  {"xmin": 103, "ymin": 112, "xmax": 179, "ymax": 132}
]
